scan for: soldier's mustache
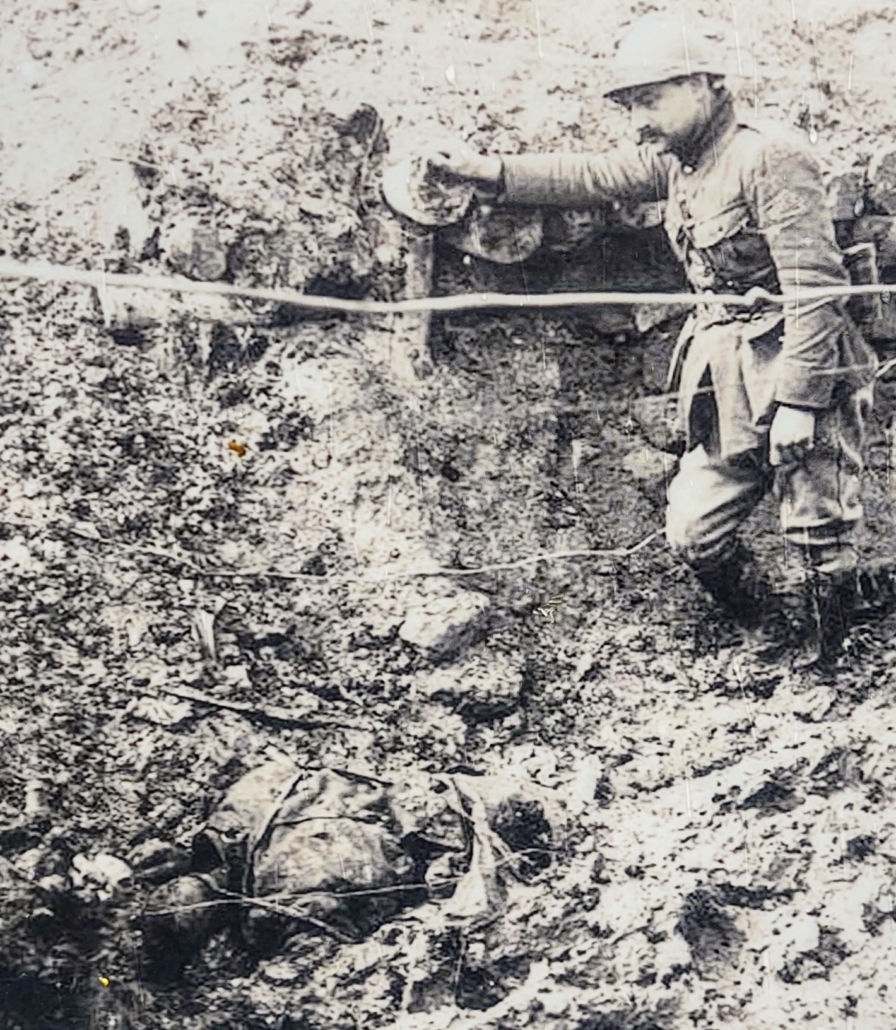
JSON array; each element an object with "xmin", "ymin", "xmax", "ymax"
[{"xmin": 636, "ymin": 126, "xmax": 663, "ymax": 145}]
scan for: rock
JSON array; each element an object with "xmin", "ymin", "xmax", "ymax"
[
  {"xmin": 738, "ymin": 779, "xmax": 803, "ymax": 815},
  {"xmin": 14, "ymin": 847, "xmax": 48, "ymax": 881},
  {"xmin": 22, "ymin": 780, "xmax": 49, "ymax": 818},
  {"xmin": 163, "ymin": 219, "xmax": 228, "ymax": 280},
  {"xmin": 398, "ymin": 589, "xmax": 492, "ymax": 662},
  {"xmin": 145, "ymin": 797, "xmax": 186, "ymax": 830},
  {"xmin": 126, "ymin": 695, "xmax": 194, "ymax": 728},
  {"xmin": 70, "ymin": 853, "xmax": 133, "ymax": 891},
  {"xmin": 622, "ymin": 443, "xmax": 673, "ymax": 482},
  {"xmin": 0, "ymin": 536, "xmax": 44, "ymax": 575},
  {"xmin": 258, "ymin": 958, "xmax": 302, "ymax": 986},
  {"xmin": 567, "ymin": 756, "xmax": 604, "ymax": 817},
  {"xmin": 676, "ymin": 888, "xmax": 745, "ymax": 975},
  {"xmin": 633, "ymin": 302, "xmax": 688, "ymax": 334},
  {"xmin": 792, "ymin": 685, "xmax": 836, "ymax": 723},
  {"xmin": 35, "ymin": 873, "xmax": 67, "ymax": 898}
]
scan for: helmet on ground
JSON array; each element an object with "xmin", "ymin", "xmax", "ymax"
[{"xmin": 603, "ymin": 13, "xmax": 732, "ymax": 101}]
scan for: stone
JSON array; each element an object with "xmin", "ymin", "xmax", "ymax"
[
  {"xmin": 792, "ymin": 686, "xmax": 837, "ymax": 723},
  {"xmin": 633, "ymin": 302, "xmax": 688, "ymax": 334},
  {"xmin": 163, "ymin": 219, "xmax": 229, "ymax": 280},
  {"xmin": 258, "ymin": 958, "xmax": 303, "ymax": 986},
  {"xmin": 622, "ymin": 443, "xmax": 674, "ymax": 482},
  {"xmin": 69, "ymin": 853, "xmax": 133, "ymax": 898},
  {"xmin": 398, "ymin": 589, "xmax": 492, "ymax": 662}
]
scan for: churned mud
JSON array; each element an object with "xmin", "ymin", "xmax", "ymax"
[{"xmin": 3, "ymin": 1, "xmax": 896, "ymax": 1028}]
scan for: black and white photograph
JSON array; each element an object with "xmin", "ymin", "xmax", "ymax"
[{"xmin": 2, "ymin": 0, "xmax": 896, "ymax": 1026}]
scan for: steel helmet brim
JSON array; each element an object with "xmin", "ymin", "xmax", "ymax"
[
  {"xmin": 603, "ymin": 60, "xmax": 731, "ymax": 103},
  {"xmin": 602, "ymin": 14, "xmax": 739, "ymax": 102}
]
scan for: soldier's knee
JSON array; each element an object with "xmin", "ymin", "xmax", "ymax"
[
  {"xmin": 665, "ymin": 502, "xmax": 732, "ymax": 570},
  {"xmin": 666, "ymin": 506, "xmax": 708, "ymax": 566}
]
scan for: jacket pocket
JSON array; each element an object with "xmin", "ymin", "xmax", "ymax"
[
  {"xmin": 691, "ymin": 201, "xmax": 778, "ymax": 291},
  {"xmin": 689, "ymin": 201, "xmax": 751, "ymax": 250}
]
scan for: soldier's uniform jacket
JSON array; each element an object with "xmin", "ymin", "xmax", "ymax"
[{"xmin": 499, "ymin": 98, "xmax": 878, "ymax": 458}]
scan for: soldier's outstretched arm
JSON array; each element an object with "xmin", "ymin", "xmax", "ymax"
[
  {"xmin": 499, "ymin": 144, "xmax": 670, "ymax": 207},
  {"xmin": 425, "ymin": 141, "xmax": 669, "ymax": 207}
]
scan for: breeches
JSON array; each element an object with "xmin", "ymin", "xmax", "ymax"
[{"xmin": 665, "ymin": 385, "xmax": 873, "ymax": 574}]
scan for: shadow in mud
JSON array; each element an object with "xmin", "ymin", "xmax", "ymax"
[{"xmin": 0, "ymin": 973, "xmax": 82, "ymax": 1030}]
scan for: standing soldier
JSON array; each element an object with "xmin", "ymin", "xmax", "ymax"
[{"xmin": 424, "ymin": 12, "xmax": 878, "ymax": 667}]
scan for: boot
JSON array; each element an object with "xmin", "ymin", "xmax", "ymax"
[
  {"xmin": 854, "ymin": 559, "xmax": 896, "ymax": 619},
  {"xmin": 790, "ymin": 571, "xmax": 856, "ymax": 670},
  {"xmin": 694, "ymin": 551, "xmax": 767, "ymax": 630}
]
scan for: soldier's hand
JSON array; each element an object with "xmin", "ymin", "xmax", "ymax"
[
  {"xmin": 769, "ymin": 405, "xmax": 816, "ymax": 466},
  {"xmin": 424, "ymin": 142, "xmax": 503, "ymax": 193}
]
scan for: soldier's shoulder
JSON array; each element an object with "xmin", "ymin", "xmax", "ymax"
[
  {"xmin": 729, "ymin": 117, "xmax": 820, "ymax": 181},
  {"xmin": 735, "ymin": 117, "xmax": 814, "ymax": 157}
]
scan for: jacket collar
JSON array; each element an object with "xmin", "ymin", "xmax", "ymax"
[{"xmin": 668, "ymin": 93, "xmax": 737, "ymax": 171}]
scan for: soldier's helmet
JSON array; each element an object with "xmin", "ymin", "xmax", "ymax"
[{"xmin": 603, "ymin": 13, "xmax": 732, "ymax": 102}]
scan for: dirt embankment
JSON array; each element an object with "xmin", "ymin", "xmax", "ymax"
[{"xmin": 3, "ymin": 2, "xmax": 896, "ymax": 1029}]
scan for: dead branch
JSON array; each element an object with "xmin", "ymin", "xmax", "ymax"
[{"xmin": 156, "ymin": 683, "xmax": 368, "ymax": 732}]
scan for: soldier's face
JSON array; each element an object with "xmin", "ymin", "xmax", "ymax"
[{"xmin": 623, "ymin": 76, "xmax": 716, "ymax": 150}]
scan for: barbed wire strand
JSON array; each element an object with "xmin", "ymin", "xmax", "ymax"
[
  {"xmin": 2, "ymin": 257, "xmax": 894, "ymax": 584},
  {"xmin": 3, "ymin": 255, "xmax": 896, "ymax": 313},
  {"xmin": 211, "ymin": 530, "xmax": 664, "ymax": 582},
  {"xmin": 54, "ymin": 523, "xmax": 664, "ymax": 583},
  {"xmin": 144, "ymin": 846, "xmax": 554, "ymax": 920}
]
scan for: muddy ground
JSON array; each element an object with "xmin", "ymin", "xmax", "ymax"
[{"xmin": 4, "ymin": 1, "xmax": 896, "ymax": 1028}]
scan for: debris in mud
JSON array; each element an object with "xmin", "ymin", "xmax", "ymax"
[
  {"xmin": 398, "ymin": 587, "xmax": 493, "ymax": 662},
  {"xmin": 676, "ymin": 889, "xmax": 745, "ymax": 976}
]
